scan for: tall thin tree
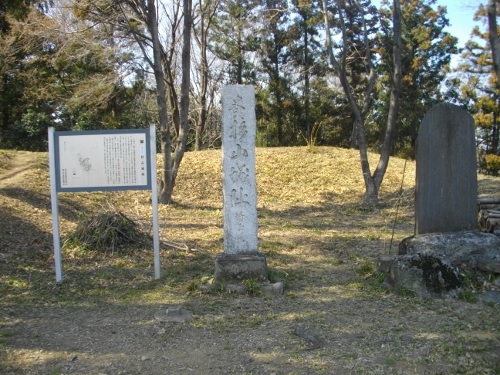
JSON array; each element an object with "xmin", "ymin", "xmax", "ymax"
[
  {"xmin": 322, "ymin": 0, "xmax": 402, "ymax": 205},
  {"xmin": 122, "ymin": 0, "xmax": 193, "ymax": 203},
  {"xmin": 193, "ymin": 0, "xmax": 220, "ymax": 151},
  {"xmin": 488, "ymin": 0, "xmax": 500, "ymax": 82}
]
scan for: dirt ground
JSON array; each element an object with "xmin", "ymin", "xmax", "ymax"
[{"xmin": 1, "ymin": 149, "xmax": 500, "ymax": 375}]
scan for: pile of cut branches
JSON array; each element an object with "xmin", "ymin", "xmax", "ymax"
[{"xmin": 64, "ymin": 211, "xmax": 151, "ymax": 253}]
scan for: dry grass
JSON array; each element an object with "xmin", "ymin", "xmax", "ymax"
[
  {"xmin": 0, "ymin": 150, "xmax": 13, "ymax": 170},
  {"xmin": 0, "ymin": 147, "xmax": 499, "ymax": 375}
]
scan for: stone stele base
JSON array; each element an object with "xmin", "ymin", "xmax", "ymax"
[
  {"xmin": 379, "ymin": 231, "xmax": 500, "ymax": 299},
  {"xmin": 214, "ymin": 252, "xmax": 268, "ymax": 284}
]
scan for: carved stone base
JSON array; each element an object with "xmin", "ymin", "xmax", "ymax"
[
  {"xmin": 214, "ymin": 252, "xmax": 268, "ymax": 284},
  {"xmin": 382, "ymin": 231, "xmax": 500, "ymax": 298}
]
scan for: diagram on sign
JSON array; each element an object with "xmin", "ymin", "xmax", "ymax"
[{"xmin": 77, "ymin": 154, "xmax": 92, "ymax": 172}]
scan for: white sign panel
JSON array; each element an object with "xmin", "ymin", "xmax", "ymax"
[
  {"xmin": 55, "ymin": 130, "xmax": 151, "ymax": 192},
  {"xmin": 48, "ymin": 127, "xmax": 160, "ymax": 282}
]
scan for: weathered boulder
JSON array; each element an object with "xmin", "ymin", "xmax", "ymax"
[
  {"xmin": 154, "ymin": 305, "xmax": 193, "ymax": 323},
  {"xmin": 382, "ymin": 231, "xmax": 500, "ymax": 298}
]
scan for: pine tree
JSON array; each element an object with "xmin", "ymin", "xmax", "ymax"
[
  {"xmin": 459, "ymin": 0, "xmax": 500, "ymax": 170},
  {"xmin": 375, "ymin": 0, "xmax": 458, "ymax": 158}
]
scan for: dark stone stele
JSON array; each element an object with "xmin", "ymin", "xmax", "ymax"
[
  {"xmin": 214, "ymin": 252, "xmax": 268, "ymax": 284},
  {"xmin": 415, "ymin": 103, "xmax": 477, "ymax": 235},
  {"xmin": 382, "ymin": 104, "xmax": 497, "ymax": 300}
]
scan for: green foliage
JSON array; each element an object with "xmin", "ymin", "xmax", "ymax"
[
  {"xmin": 267, "ymin": 268, "xmax": 280, "ymax": 283},
  {"xmin": 0, "ymin": 329, "xmax": 10, "ymax": 350},
  {"xmin": 185, "ymin": 279, "xmax": 200, "ymax": 292},
  {"xmin": 258, "ymin": 0, "xmax": 292, "ymax": 147},
  {"xmin": 242, "ymin": 278, "xmax": 262, "ymax": 295},
  {"xmin": 288, "ymin": 0, "xmax": 325, "ymax": 145},
  {"xmin": 210, "ymin": 0, "xmax": 260, "ymax": 84},
  {"xmin": 395, "ymin": 286, "xmax": 418, "ymax": 298},
  {"xmin": 485, "ymin": 154, "xmax": 500, "ymax": 174},
  {"xmin": 208, "ymin": 282, "xmax": 227, "ymax": 295},
  {"xmin": 0, "ymin": 7, "xmax": 150, "ymax": 150},
  {"xmin": 375, "ymin": 0, "xmax": 458, "ymax": 157},
  {"xmin": 385, "ymin": 358, "xmax": 397, "ymax": 366},
  {"xmin": 309, "ymin": 79, "xmax": 352, "ymax": 148},
  {"xmin": 357, "ymin": 261, "xmax": 375, "ymax": 277},
  {"xmin": 457, "ymin": 2, "xmax": 500, "ymax": 159},
  {"xmin": 458, "ymin": 290, "xmax": 479, "ymax": 303},
  {"xmin": 461, "ymin": 271, "xmax": 483, "ymax": 290},
  {"xmin": 4, "ymin": 110, "xmax": 53, "ymax": 151},
  {"xmin": 0, "ymin": 0, "xmax": 50, "ymax": 34}
]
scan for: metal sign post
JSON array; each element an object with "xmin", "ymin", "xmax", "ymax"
[
  {"xmin": 48, "ymin": 126, "xmax": 160, "ymax": 282},
  {"xmin": 150, "ymin": 125, "xmax": 160, "ymax": 279},
  {"xmin": 48, "ymin": 127, "xmax": 63, "ymax": 282}
]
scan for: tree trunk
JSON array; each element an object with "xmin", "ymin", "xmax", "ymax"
[
  {"xmin": 195, "ymin": 4, "xmax": 208, "ymax": 151},
  {"xmin": 194, "ymin": 0, "xmax": 218, "ymax": 151},
  {"xmin": 165, "ymin": 0, "xmax": 192, "ymax": 201},
  {"xmin": 0, "ymin": 74, "xmax": 9, "ymax": 144},
  {"xmin": 488, "ymin": 0, "xmax": 500, "ymax": 82},
  {"xmin": 373, "ymin": 0, "xmax": 402, "ymax": 190},
  {"xmin": 274, "ymin": 36, "xmax": 284, "ymax": 146},
  {"xmin": 350, "ymin": 113, "xmax": 358, "ymax": 149},
  {"xmin": 146, "ymin": 0, "xmax": 171, "ymax": 204},
  {"xmin": 303, "ymin": 13, "xmax": 311, "ymax": 140},
  {"xmin": 194, "ymin": 74, "xmax": 208, "ymax": 151},
  {"xmin": 237, "ymin": 18, "xmax": 243, "ymax": 84},
  {"xmin": 150, "ymin": 0, "xmax": 192, "ymax": 204}
]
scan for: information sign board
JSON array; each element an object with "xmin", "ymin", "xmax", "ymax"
[{"xmin": 54, "ymin": 129, "xmax": 151, "ymax": 192}]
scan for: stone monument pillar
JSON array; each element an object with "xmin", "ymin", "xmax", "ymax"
[{"xmin": 214, "ymin": 85, "xmax": 268, "ymax": 284}]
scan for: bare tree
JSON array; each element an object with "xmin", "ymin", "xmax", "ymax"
[
  {"xmin": 322, "ymin": 0, "xmax": 401, "ymax": 206},
  {"xmin": 124, "ymin": 0, "xmax": 193, "ymax": 203},
  {"xmin": 69, "ymin": 0, "xmax": 193, "ymax": 203}
]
